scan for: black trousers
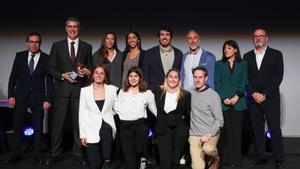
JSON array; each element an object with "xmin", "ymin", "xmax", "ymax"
[
  {"xmin": 249, "ymin": 100, "xmax": 284, "ymax": 161},
  {"xmin": 218, "ymin": 107, "xmax": 244, "ymax": 166},
  {"xmin": 49, "ymin": 91, "xmax": 81, "ymax": 157},
  {"xmin": 120, "ymin": 119, "xmax": 149, "ymax": 169},
  {"xmin": 86, "ymin": 121, "xmax": 112, "ymax": 169},
  {"xmin": 13, "ymin": 96, "xmax": 44, "ymax": 156},
  {"xmin": 157, "ymin": 124, "xmax": 188, "ymax": 169}
]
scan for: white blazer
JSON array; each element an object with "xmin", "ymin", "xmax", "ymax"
[{"xmin": 79, "ymin": 84, "xmax": 117, "ymax": 143}]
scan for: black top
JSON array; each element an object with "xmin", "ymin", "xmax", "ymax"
[{"xmin": 95, "ymin": 100, "xmax": 105, "ymax": 112}]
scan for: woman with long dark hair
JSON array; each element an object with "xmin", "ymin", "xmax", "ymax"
[
  {"xmin": 93, "ymin": 32, "xmax": 123, "ymax": 88},
  {"xmin": 114, "ymin": 66, "xmax": 157, "ymax": 169},
  {"xmin": 79, "ymin": 64, "xmax": 117, "ymax": 169},
  {"xmin": 153, "ymin": 68, "xmax": 191, "ymax": 169},
  {"xmin": 215, "ymin": 40, "xmax": 248, "ymax": 167}
]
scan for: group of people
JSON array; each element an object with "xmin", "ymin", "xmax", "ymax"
[{"xmin": 6, "ymin": 16, "xmax": 285, "ymax": 169}]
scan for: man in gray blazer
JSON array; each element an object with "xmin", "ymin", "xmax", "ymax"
[{"xmin": 45, "ymin": 17, "xmax": 92, "ymax": 166}]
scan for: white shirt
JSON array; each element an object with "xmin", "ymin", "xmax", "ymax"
[
  {"xmin": 164, "ymin": 92, "xmax": 178, "ymax": 113},
  {"xmin": 67, "ymin": 37, "xmax": 79, "ymax": 57},
  {"xmin": 114, "ymin": 89, "xmax": 157, "ymax": 121},
  {"xmin": 254, "ymin": 46, "xmax": 267, "ymax": 70},
  {"xmin": 183, "ymin": 48, "xmax": 203, "ymax": 90},
  {"xmin": 28, "ymin": 51, "xmax": 40, "ymax": 70}
]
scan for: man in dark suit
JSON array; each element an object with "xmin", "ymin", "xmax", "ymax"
[
  {"xmin": 45, "ymin": 17, "xmax": 92, "ymax": 165},
  {"xmin": 6, "ymin": 32, "xmax": 52, "ymax": 165},
  {"xmin": 143, "ymin": 27, "xmax": 183, "ymax": 90},
  {"xmin": 243, "ymin": 28, "xmax": 284, "ymax": 169}
]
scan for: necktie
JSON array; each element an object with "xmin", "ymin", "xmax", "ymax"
[
  {"xmin": 29, "ymin": 54, "xmax": 35, "ymax": 74},
  {"xmin": 70, "ymin": 41, "xmax": 75, "ymax": 63}
]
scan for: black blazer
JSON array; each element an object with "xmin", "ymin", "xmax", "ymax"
[
  {"xmin": 143, "ymin": 46, "xmax": 183, "ymax": 90},
  {"xmin": 8, "ymin": 50, "xmax": 52, "ymax": 103},
  {"xmin": 153, "ymin": 87, "xmax": 191, "ymax": 135},
  {"xmin": 47, "ymin": 39, "xmax": 92, "ymax": 98},
  {"xmin": 122, "ymin": 49, "xmax": 146, "ymax": 70},
  {"xmin": 243, "ymin": 47, "xmax": 284, "ymax": 101}
]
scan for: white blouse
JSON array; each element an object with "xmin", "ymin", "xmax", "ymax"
[
  {"xmin": 164, "ymin": 92, "xmax": 178, "ymax": 113},
  {"xmin": 114, "ymin": 89, "xmax": 157, "ymax": 121}
]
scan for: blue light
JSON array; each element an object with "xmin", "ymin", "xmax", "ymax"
[
  {"xmin": 23, "ymin": 126, "xmax": 34, "ymax": 136},
  {"xmin": 265, "ymin": 130, "xmax": 271, "ymax": 139},
  {"xmin": 147, "ymin": 128, "xmax": 153, "ymax": 138}
]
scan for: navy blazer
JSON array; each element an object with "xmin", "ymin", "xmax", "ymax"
[
  {"xmin": 243, "ymin": 47, "xmax": 284, "ymax": 101},
  {"xmin": 153, "ymin": 87, "xmax": 191, "ymax": 135},
  {"xmin": 143, "ymin": 46, "xmax": 183, "ymax": 90},
  {"xmin": 8, "ymin": 50, "xmax": 52, "ymax": 103}
]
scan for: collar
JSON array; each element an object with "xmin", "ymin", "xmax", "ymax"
[
  {"xmin": 67, "ymin": 37, "xmax": 79, "ymax": 44},
  {"xmin": 254, "ymin": 46, "xmax": 267, "ymax": 55},
  {"xmin": 159, "ymin": 45, "xmax": 173, "ymax": 53},
  {"xmin": 194, "ymin": 84, "xmax": 209, "ymax": 92}
]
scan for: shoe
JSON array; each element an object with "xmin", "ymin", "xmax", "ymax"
[
  {"xmin": 102, "ymin": 161, "xmax": 111, "ymax": 169},
  {"xmin": 33, "ymin": 156, "xmax": 43, "ymax": 165},
  {"xmin": 139, "ymin": 160, "xmax": 147, "ymax": 169},
  {"xmin": 208, "ymin": 158, "xmax": 219, "ymax": 169},
  {"xmin": 250, "ymin": 158, "xmax": 267, "ymax": 167},
  {"xmin": 5, "ymin": 155, "xmax": 22, "ymax": 164},
  {"xmin": 44, "ymin": 155, "xmax": 61, "ymax": 165},
  {"xmin": 73, "ymin": 156, "xmax": 87, "ymax": 166},
  {"xmin": 275, "ymin": 160, "xmax": 284, "ymax": 169}
]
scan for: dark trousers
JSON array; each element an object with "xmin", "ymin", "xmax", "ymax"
[
  {"xmin": 219, "ymin": 107, "xmax": 244, "ymax": 166},
  {"xmin": 249, "ymin": 100, "xmax": 284, "ymax": 161},
  {"xmin": 13, "ymin": 96, "xmax": 44, "ymax": 156},
  {"xmin": 86, "ymin": 121, "xmax": 112, "ymax": 169},
  {"xmin": 120, "ymin": 119, "xmax": 149, "ymax": 169},
  {"xmin": 157, "ymin": 124, "xmax": 188, "ymax": 169},
  {"xmin": 49, "ymin": 91, "xmax": 81, "ymax": 157}
]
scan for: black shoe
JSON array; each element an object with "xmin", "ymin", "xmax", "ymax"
[
  {"xmin": 250, "ymin": 158, "xmax": 267, "ymax": 167},
  {"xmin": 102, "ymin": 161, "xmax": 111, "ymax": 169},
  {"xmin": 33, "ymin": 156, "xmax": 43, "ymax": 165},
  {"xmin": 44, "ymin": 155, "xmax": 61, "ymax": 166},
  {"xmin": 275, "ymin": 160, "xmax": 284, "ymax": 169},
  {"xmin": 5, "ymin": 155, "xmax": 22, "ymax": 164},
  {"xmin": 73, "ymin": 156, "xmax": 87, "ymax": 166}
]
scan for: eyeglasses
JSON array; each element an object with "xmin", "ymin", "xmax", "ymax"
[
  {"xmin": 253, "ymin": 35, "xmax": 266, "ymax": 38},
  {"xmin": 28, "ymin": 41, "xmax": 40, "ymax": 44}
]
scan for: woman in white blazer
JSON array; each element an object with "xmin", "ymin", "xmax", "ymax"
[{"xmin": 79, "ymin": 64, "xmax": 117, "ymax": 169}]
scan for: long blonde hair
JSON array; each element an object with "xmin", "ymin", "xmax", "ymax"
[{"xmin": 160, "ymin": 68, "xmax": 185, "ymax": 101}]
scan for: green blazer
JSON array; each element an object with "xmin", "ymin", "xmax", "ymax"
[{"xmin": 214, "ymin": 59, "xmax": 248, "ymax": 111}]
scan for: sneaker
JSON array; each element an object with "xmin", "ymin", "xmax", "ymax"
[
  {"xmin": 140, "ymin": 160, "xmax": 147, "ymax": 169},
  {"xmin": 180, "ymin": 157, "xmax": 186, "ymax": 165},
  {"xmin": 208, "ymin": 158, "xmax": 219, "ymax": 169}
]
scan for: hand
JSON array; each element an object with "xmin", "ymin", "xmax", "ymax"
[
  {"xmin": 8, "ymin": 97, "xmax": 15, "ymax": 108},
  {"xmin": 77, "ymin": 67, "xmax": 91, "ymax": 77},
  {"xmin": 43, "ymin": 102, "xmax": 51, "ymax": 110},
  {"xmin": 230, "ymin": 95, "xmax": 239, "ymax": 105},
  {"xmin": 80, "ymin": 138, "xmax": 88, "ymax": 147},
  {"xmin": 200, "ymin": 133, "xmax": 212, "ymax": 142},
  {"xmin": 223, "ymin": 98, "xmax": 231, "ymax": 105},
  {"xmin": 252, "ymin": 92, "xmax": 266, "ymax": 104},
  {"xmin": 61, "ymin": 72, "xmax": 76, "ymax": 83}
]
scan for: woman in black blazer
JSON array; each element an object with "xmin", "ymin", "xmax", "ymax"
[
  {"xmin": 153, "ymin": 68, "xmax": 191, "ymax": 169},
  {"xmin": 122, "ymin": 30, "xmax": 145, "ymax": 83}
]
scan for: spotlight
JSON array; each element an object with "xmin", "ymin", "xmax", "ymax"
[{"xmin": 23, "ymin": 126, "xmax": 34, "ymax": 136}]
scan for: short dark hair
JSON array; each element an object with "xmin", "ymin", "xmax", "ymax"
[
  {"xmin": 222, "ymin": 40, "xmax": 242, "ymax": 62},
  {"xmin": 123, "ymin": 66, "xmax": 148, "ymax": 92},
  {"xmin": 157, "ymin": 26, "xmax": 173, "ymax": 38},
  {"xmin": 66, "ymin": 17, "xmax": 80, "ymax": 27},
  {"xmin": 192, "ymin": 66, "xmax": 208, "ymax": 77},
  {"xmin": 26, "ymin": 32, "xmax": 42, "ymax": 44}
]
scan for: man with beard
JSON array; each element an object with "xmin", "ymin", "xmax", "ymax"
[
  {"xmin": 143, "ymin": 27, "xmax": 183, "ymax": 90},
  {"xmin": 180, "ymin": 30, "xmax": 216, "ymax": 90},
  {"xmin": 244, "ymin": 28, "xmax": 284, "ymax": 169}
]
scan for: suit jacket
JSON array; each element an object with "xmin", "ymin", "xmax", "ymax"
[
  {"xmin": 48, "ymin": 39, "xmax": 92, "ymax": 98},
  {"xmin": 214, "ymin": 59, "xmax": 248, "ymax": 111},
  {"xmin": 122, "ymin": 49, "xmax": 146, "ymax": 70},
  {"xmin": 143, "ymin": 46, "xmax": 183, "ymax": 90},
  {"xmin": 8, "ymin": 50, "xmax": 52, "ymax": 103},
  {"xmin": 153, "ymin": 87, "xmax": 191, "ymax": 135},
  {"xmin": 79, "ymin": 84, "xmax": 117, "ymax": 143},
  {"xmin": 181, "ymin": 49, "xmax": 216, "ymax": 89},
  {"xmin": 243, "ymin": 47, "xmax": 284, "ymax": 101}
]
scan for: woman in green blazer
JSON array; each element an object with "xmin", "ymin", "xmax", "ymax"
[{"xmin": 215, "ymin": 40, "xmax": 247, "ymax": 167}]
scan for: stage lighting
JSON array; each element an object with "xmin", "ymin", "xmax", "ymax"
[
  {"xmin": 23, "ymin": 126, "xmax": 34, "ymax": 136},
  {"xmin": 147, "ymin": 128, "xmax": 153, "ymax": 138}
]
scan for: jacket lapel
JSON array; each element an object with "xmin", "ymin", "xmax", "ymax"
[{"xmin": 87, "ymin": 84, "xmax": 101, "ymax": 113}]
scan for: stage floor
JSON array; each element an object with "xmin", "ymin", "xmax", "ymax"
[{"xmin": 0, "ymin": 151, "xmax": 299, "ymax": 169}]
